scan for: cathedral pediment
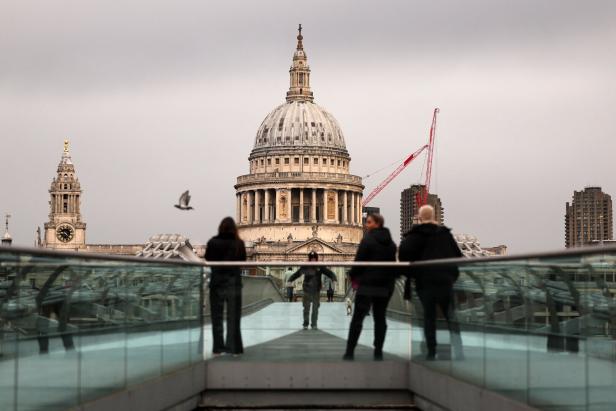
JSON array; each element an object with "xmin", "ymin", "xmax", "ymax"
[{"xmin": 285, "ymin": 238, "xmax": 344, "ymax": 255}]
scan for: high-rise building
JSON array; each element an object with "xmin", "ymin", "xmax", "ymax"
[
  {"xmin": 565, "ymin": 186, "xmax": 613, "ymax": 248},
  {"xmin": 400, "ymin": 184, "xmax": 443, "ymax": 237}
]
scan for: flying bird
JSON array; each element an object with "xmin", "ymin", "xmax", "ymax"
[{"xmin": 174, "ymin": 190, "xmax": 194, "ymax": 210}]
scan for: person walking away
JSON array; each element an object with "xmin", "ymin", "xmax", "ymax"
[
  {"xmin": 344, "ymin": 213, "xmax": 398, "ymax": 361},
  {"xmin": 284, "ymin": 267, "xmax": 295, "ymax": 302},
  {"xmin": 205, "ymin": 217, "xmax": 246, "ymax": 356},
  {"xmin": 399, "ymin": 205, "xmax": 464, "ymax": 361},
  {"xmin": 287, "ymin": 251, "xmax": 337, "ymax": 330},
  {"xmin": 327, "ymin": 283, "xmax": 335, "ymax": 302}
]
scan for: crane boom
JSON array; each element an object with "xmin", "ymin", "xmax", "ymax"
[
  {"xmin": 362, "ymin": 144, "xmax": 428, "ymax": 207},
  {"xmin": 417, "ymin": 108, "xmax": 439, "ymax": 206}
]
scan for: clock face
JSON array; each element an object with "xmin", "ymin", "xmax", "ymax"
[{"xmin": 56, "ymin": 224, "xmax": 75, "ymax": 243}]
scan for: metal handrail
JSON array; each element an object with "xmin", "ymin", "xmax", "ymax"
[{"xmin": 2, "ymin": 244, "xmax": 616, "ymax": 268}]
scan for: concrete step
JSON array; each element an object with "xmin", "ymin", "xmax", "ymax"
[{"xmin": 199, "ymin": 390, "xmax": 418, "ymax": 410}]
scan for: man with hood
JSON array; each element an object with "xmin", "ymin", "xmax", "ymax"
[
  {"xmin": 343, "ymin": 213, "xmax": 398, "ymax": 361},
  {"xmin": 287, "ymin": 251, "xmax": 337, "ymax": 330},
  {"xmin": 399, "ymin": 205, "xmax": 464, "ymax": 360}
]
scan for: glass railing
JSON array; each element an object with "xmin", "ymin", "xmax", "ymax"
[
  {"xmin": 0, "ymin": 248, "xmax": 204, "ymax": 411},
  {"xmin": 405, "ymin": 246, "xmax": 616, "ymax": 411},
  {"xmin": 3, "ymin": 245, "xmax": 616, "ymax": 411}
]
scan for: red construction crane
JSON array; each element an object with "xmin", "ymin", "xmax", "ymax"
[
  {"xmin": 361, "ymin": 108, "xmax": 440, "ymax": 208},
  {"xmin": 362, "ymin": 144, "xmax": 428, "ymax": 207},
  {"xmin": 416, "ymin": 107, "xmax": 440, "ymax": 207}
]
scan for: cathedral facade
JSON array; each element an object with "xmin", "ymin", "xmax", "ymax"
[{"xmin": 236, "ymin": 27, "xmax": 364, "ymax": 277}]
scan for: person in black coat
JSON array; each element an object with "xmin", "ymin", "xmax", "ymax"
[
  {"xmin": 343, "ymin": 213, "xmax": 398, "ymax": 361},
  {"xmin": 399, "ymin": 205, "xmax": 464, "ymax": 360},
  {"xmin": 205, "ymin": 217, "xmax": 246, "ymax": 355},
  {"xmin": 287, "ymin": 251, "xmax": 337, "ymax": 330}
]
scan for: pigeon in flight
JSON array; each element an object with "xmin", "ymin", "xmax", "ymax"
[{"xmin": 174, "ymin": 190, "xmax": 194, "ymax": 210}]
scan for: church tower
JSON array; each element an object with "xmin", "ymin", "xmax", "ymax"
[{"xmin": 44, "ymin": 140, "xmax": 87, "ymax": 250}]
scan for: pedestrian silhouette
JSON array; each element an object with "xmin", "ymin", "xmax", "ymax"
[
  {"xmin": 399, "ymin": 205, "xmax": 464, "ymax": 361},
  {"xmin": 344, "ymin": 213, "xmax": 398, "ymax": 361}
]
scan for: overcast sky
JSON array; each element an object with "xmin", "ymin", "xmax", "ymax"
[{"xmin": 1, "ymin": 0, "xmax": 615, "ymax": 253}]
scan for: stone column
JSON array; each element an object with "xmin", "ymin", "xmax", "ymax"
[
  {"xmin": 350, "ymin": 192, "xmax": 355, "ymax": 225},
  {"xmin": 247, "ymin": 191, "xmax": 254, "ymax": 224},
  {"xmin": 264, "ymin": 189, "xmax": 270, "ymax": 222},
  {"xmin": 311, "ymin": 189, "xmax": 317, "ymax": 223},
  {"xmin": 299, "ymin": 188, "xmax": 304, "ymax": 223},
  {"xmin": 275, "ymin": 189, "xmax": 280, "ymax": 222},
  {"xmin": 334, "ymin": 190, "xmax": 339, "ymax": 223},
  {"xmin": 358, "ymin": 194, "xmax": 362, "ymax": 224},
  {"xmin": 236, "ymin": 193, "xmax": 241, "ymax": 222},
  {"xmin": 254, "ymin": 190, "xmax": 261, "ymax": 223},
  {"xmin": 342, "ymin": 191, "xmax": 348, "ymax": 224}
]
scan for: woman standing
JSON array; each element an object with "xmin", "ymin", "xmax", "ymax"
[
  {"xmin": 205, "ymin": 217, "xmax": 246, "ymax": 356},
  {"xmin": 343, "ymin": 213, "xmax": 398, "ymax": 361}
]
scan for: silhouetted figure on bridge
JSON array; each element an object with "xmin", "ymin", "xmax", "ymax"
[
  {"xmin": 205, "ymin": 217, "xmax": 246, "ymax": 356},
  {"xmin": 327, "ymin": 283, "xmax": 334, "ymax": 302},
  {"xmin": 344, "ymin": 213, "xmax": 398, "ymax": 361},
  {"xmin": 399, "ymin": 205, "xmax": 464, "ymax": 361},
  {"xmin": 287, "ymin": 251, "xmax": 337, "ymax": 330},
  {"xmin": 284, "ymin": 267, "xmax": 295, "ymax": 302}
]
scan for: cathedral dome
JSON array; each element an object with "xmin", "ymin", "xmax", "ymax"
[
  {"xmin": 235, "ymin": 25, "xmax": 364, "ymax": 248},
  {"xmin": 252, "ymin": 101, "xmax": 347, "ymax": 153}
]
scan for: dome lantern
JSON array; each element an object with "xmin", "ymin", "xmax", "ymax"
[{"xmin": 286, "ymin": 24, "xmax": 314, "ymax": 103}]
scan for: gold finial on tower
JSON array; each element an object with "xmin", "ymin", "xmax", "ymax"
[{"xmin": 63, "ymin": 139, "xmax": 69, "ymax": 153}]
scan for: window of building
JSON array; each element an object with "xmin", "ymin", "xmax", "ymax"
[
  {"xmin": 314, "ymin": 158, "xmax": 318, "ymax": 164},
  {"xmin": 275, "ymin": 158, "xmax": 280, "ymax": 165},
  {"xmin": 268, "ymin": 158, "xmax": 272, "ymax": 165},
  {"xmin": 330, "ymin": 159, "xmax": 335, "ymax": 166},
  {"xmin": 260, "ymin": 159, "xmax": 264, "ymax": 166},
  {"xmin": 294, "ymin": 157, "xmax": 300, "ymax": 165},
  {"xmin": 284, "ymin": 158, "xmax": 290, "ymax": 165},
  {"xmin": 323, "ymin": 158, "xmax": 327, "ymax": 164},
  {"xmin": 337, "ymin": 160, "xmax": 341, "ymax": 166},
  {"xmin": 304, "ymin": 158, "xmax": 309, "ymax": 165}
]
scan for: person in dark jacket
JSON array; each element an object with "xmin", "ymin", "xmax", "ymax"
[
  {"xmin": 287, "ymin": 251, "xmax": 337, "ymax": 330},
  {"xmin": 399, "ymin": 205, "xmax": 464, "ymax": 360},
  {"xmin": 344, "ymin": 213, "xmax": 398, "ymax": 361},
  {"xmin": 326, "ymin": 283, "xmax": 334, "ymax": 302},
  {"xmin": 205, "ymin": 217, "xmax": 246, "ymax": 355}
]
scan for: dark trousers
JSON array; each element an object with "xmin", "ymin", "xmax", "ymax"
[
  {"xmin": 303, "ymin": 292, "xmax": 320, "ymax": 327},
  {"xmin": 210, "ymin": 285, "xmax": 243, "ymax": 354},
  {"xmin": 327, "ymin": 291, "xmax": 334, "ymax": 302},
  {"xmin": 345, "ymin": 294, "xmax": 390, "ymax": 355},
  {"xmin": 37, "ymin": 302, "xmax": 75, "ymax": 354},
  {"xmin": 417, "ymin": 286, "xmax": 462, "ymax": 356}
]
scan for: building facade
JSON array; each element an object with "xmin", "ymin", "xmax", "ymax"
[
  {"xmin": 234, "ymin": 26, "xmax": 364, "ymax": 286},
  {"xmin": 400, "ymin": 184, "xmax": 444, "ymax": 237},
  {"xmin": 565, "ymin": 187, "xmax": 613, "ymax": 248}
]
